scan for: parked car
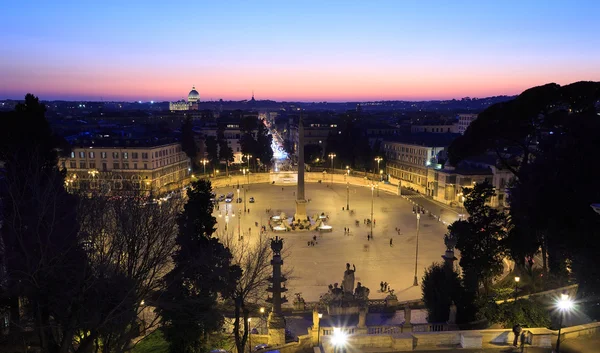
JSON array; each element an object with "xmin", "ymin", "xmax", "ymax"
[
  {"xmin": 225, "ymin": 197, "xmax": 232, "ymax": 203},
  {"xmin": 249, "ymin": 197, "xmax": 255, "ymax": 203}
]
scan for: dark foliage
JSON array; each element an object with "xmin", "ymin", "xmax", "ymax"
[
  {"xmin": 181, "ymin": 117, "xmax": 198, "ymax": 170},
  {"xmin": 157, "ymin": 180, "xmax": 240, "ymax": 353},
  {"xmin": 421, "ymin": 263, "xmax": 462, "ymax": 323},
  {"xmin": 447, "ymin": 181, "xmax": 508, "ymax": 294}
]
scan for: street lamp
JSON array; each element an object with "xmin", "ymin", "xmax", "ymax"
[
  {"xmin": 242, "ymin": 169, "xmax": 248, "ymax": 212},
  {"xmin": 237, "ymin": 209, "xmax": 241, "ymax": 240},
  {"xmin": 374, "ymin": 157, "xmax": 383, "ymax": 181},
  {"xmin": 201, "ymin": 158, "xmax": 208, "ymax": 175},
  {"xmin": 246, "ymin": 154, "xmax": 252, "ymax": 171},
  {"xmin": 413, "ymin": 213, "xmax": 421, "ymax": 286},
  {"xmin": 331, "ymin": 327, "xmax": 347, "ymax": 353},
  {"xmin": 317, "ymin": 313, "xmax": 323, "ymax": 346},
  {"xmin": 370, "ymin": 184, "xmax": 375, "ymax": 240},
  {"xmin": 514, "ymin": 276, "xmax": 520, "ymax": 301},
  {"xmin": 328, "ymin": 153, "xmax": 336, "ymax": 185},
  {"xmin": 260, "ymin": 307, "xmax": 266, "ymax": 334},
  {"xmin": 248, "ymin": 317, "xmax": 252, "ymax": 353},
  {"xmin": 555, "ymin": 294, "xmax": 574, "ymax": 353}
]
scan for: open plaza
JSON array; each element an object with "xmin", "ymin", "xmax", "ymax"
[{"xmin": 212, "ymin": 180, "xmax": 452, "ymax": 303}]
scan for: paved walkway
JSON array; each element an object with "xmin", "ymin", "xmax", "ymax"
[{"xmin": 559, "ymin": 332, "xmax": 600, "ymax": 353}]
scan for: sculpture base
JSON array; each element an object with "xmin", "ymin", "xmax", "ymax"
[
  {"xmin": 294, "ymin": 199, "xmax": 308, "ymax": 222},
  {"xmin": 268, "ymin": 312, "xmax": 286, "ymax": 346}
]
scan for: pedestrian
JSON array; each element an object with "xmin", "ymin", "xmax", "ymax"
[
  {"xmin": 384, "ymin": 282, "xmax": 388, "ymax": 291},
  {"xmin": 374, "ymin": 219, "xmax": 376, "ymax": 226},
  {"xmin": 380, "ymin": 281, "xmax": 384, "ymax": 292},
  {"xmin": 307, "ymin": 241, "xmax": 311, "ymax": 247},
  {"xmin": 313, "ymin": 235, "xmax": 317, "ymax": 242},
  {"xmin": 390, "ymin": 238, "xmax": 393, "ymax": 247},
  {"xmin": 512, "ymin": 324, "xmax": 522, "ymax": 347}
]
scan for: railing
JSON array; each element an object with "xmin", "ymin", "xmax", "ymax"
[
  {"xmin": 412, "ymin": 323, "xmax": 449, "ymax": 332},
  {"xmin": 367, "ymin": 326, "xmax": 402, "ymax": 335},
  {"xmin": 322, "ymin": 327, "xmax": 355, "ymax": 336}
]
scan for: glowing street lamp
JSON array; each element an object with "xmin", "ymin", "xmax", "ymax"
[
  {"xmin": 317, "ymin": 313, "xmax": 323, "ymax": 346},
  {"xmin": 514, "ymin": 276, "xmax": 520, "ymax": 301},
  {"xmin": 246, "ymin": 154, "xmax": 252, "ymax": 171},
  {"xmin": 328, "ymin": 153, "xmax": 336, "ymax": 185},
  {"xmin": 201, "ymin": 158, "xmax": 208, "ymax": 175},
  {"xmin": 413, "ymin": 213, "xmax": 421, "ymax": 286},
  {"xmin": 331, "ymin": 327, "xmax": 347, "ymax": 353},
  {"xmin": 248, "ymin": 317, "xmax": 252, "ymax": 352},
  {"xmin": 555, "ymin": 294, "xmax": 574, "ymax": 353},
  {"xmin": 374, "ymin": 156, "xmax": 383, "ymax": 181}
]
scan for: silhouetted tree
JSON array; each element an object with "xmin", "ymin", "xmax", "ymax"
[
  {"xmin": 157, "ymin": 180, "xmax": 240, "ymax": 353},
  {"xmin": 205, "ymin": 135, "xmax": 219, "ymax": 173},
  {"xmin": 304, "ymin": 144, "xmax": 323, "ymax": 164},
  {"xmin": 0, "ymin": 94, "xmax": 87, "ymax": 353},
  {"xmin": 421, "ymin": 263, "xmax": 462, "ymax": 323},
  {"xmin": 181, "ymin": 116, "xmax": 198, "ymax": 170},
  {"xmin": 447, "ymin": 181, "xmax": 508, "ymax": 295}
]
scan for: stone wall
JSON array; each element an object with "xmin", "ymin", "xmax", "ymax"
[{"xmin": 313, "ymin": 323, "xmax": 600, "ymax": 352}]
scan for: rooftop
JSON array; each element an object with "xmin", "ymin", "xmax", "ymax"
[
  {"xmin": 68, "ymin": 135, "xmax": 180, "ymax": 148},
  {"xmin": 384, "ymin": 133, "xmax": 460, "ymax": 147}
]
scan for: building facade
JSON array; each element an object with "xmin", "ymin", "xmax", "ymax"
[
  {"xmin": 410, "ymin": 123, "xmax": 458, "ymax": 134},
  {"xmin": 383, "ymin": 134, "xmax": 458, "ymax": 194},
  {"xmin": 426, "ymin": 158, "xmax": 512, "ymax": 208},
  {"xmin": 60, "ymin": 138, "xmax": 191, "ymax": 196},
  {"xmin": 457, "ymin": 114, "xmax": 478, "ymax": 134}
]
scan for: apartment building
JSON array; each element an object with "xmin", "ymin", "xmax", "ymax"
[
  {"xmin": 457, "ymin": 114, "xmax": 478, "ymax": 134},
  {"xmin": 383, "ymin": 134, "xmax": 459, "ymax": 193},
  {"xmin": 60, "ymin": 137, "xmax": 190, "ymax": 196}
]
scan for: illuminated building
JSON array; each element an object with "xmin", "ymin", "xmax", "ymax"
[
  {"xmin": 169, "ymin": 85, "xmax": 200, "ymax": 111},
  {"xmin": 59, "ymin": 137, "xmax": 191, "ymax": 196}
]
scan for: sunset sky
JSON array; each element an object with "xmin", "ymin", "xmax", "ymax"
[{"xmin": 1, "ymin": 0, "xmax": 599, "ymax": 102}]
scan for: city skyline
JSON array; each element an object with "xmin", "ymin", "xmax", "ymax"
[{"xmin": 2, "ymin": 0, "xmax": 599, "ymax": 102}]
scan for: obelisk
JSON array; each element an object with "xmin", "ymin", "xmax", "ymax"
[{"xmin": 295, "ymin": 115, "xmax": 308, "ymax": 221}]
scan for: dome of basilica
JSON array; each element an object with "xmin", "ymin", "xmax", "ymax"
[{"xmin": 188, "ymin": 86, "xmax": 200, "ymax": 102}]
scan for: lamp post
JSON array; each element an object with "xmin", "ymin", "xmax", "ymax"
[
  {"xmin": 374, "ymin": 157, "xmax": 383, "ymax": 181},
  {"xmin": 413, "ymin": 213, "xmax": 421, "ymax": 286},
  {"xmin": 248, "ymin": 317, "xmax": 252, "ymax": 353},
  {"xmin": 556, "ymin": 294, "xmax": 574, "ymax": 353},
  {"xmin": 260, "ymin": 307, "xmax": 266, "ymax": 334},
  {"xmin": 246, "ymin": 154, "xmax": 252, "ymax": 171},
  {"xmin": 201, "ymin": 158, "xmax": 208, "ymax": 175},
  {"xmin": 243, "ymin": 169, "xmax": 248, "ymax": 212},
  {"xmin": 328, "ymin": 153, "xmax": 336, "ymax": 185},
  {"xmin": 237, "ymin": 210, "xmax": 241, "ymax": 241},
  {"xmin": 514, "ymin": 276, "xmax": 520, "ymax": 301},
  {"xmin": 346, "ymin": 182, "xmax": 350, "ymax": 211},
  {"xmin": 317, "ymin": 313, "xmax": 323, "ymax": 345},
  {"xmin": 332, "ymin": 327, "xmax": 347, "ymax": 353},
  {"xmin": 370, "ymin": 184, "xmax": 375, "ymax": 239}
]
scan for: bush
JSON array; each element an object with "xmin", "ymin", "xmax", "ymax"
[
  {"xmin": 488, "ymin": 299, "xmax": 551, "ymax": 328},
  {"xmin": 422, "ymin": 262, "xmax": 462, "ymax": 323}
]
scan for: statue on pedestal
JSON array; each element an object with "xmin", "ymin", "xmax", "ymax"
[
  {"xmin": 354, "ymin": 282, "xmax": 370, "ymax": 301},
  {"xmin": 342, "ymin": 263, "xmax": 356, "ymax": 294}
]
